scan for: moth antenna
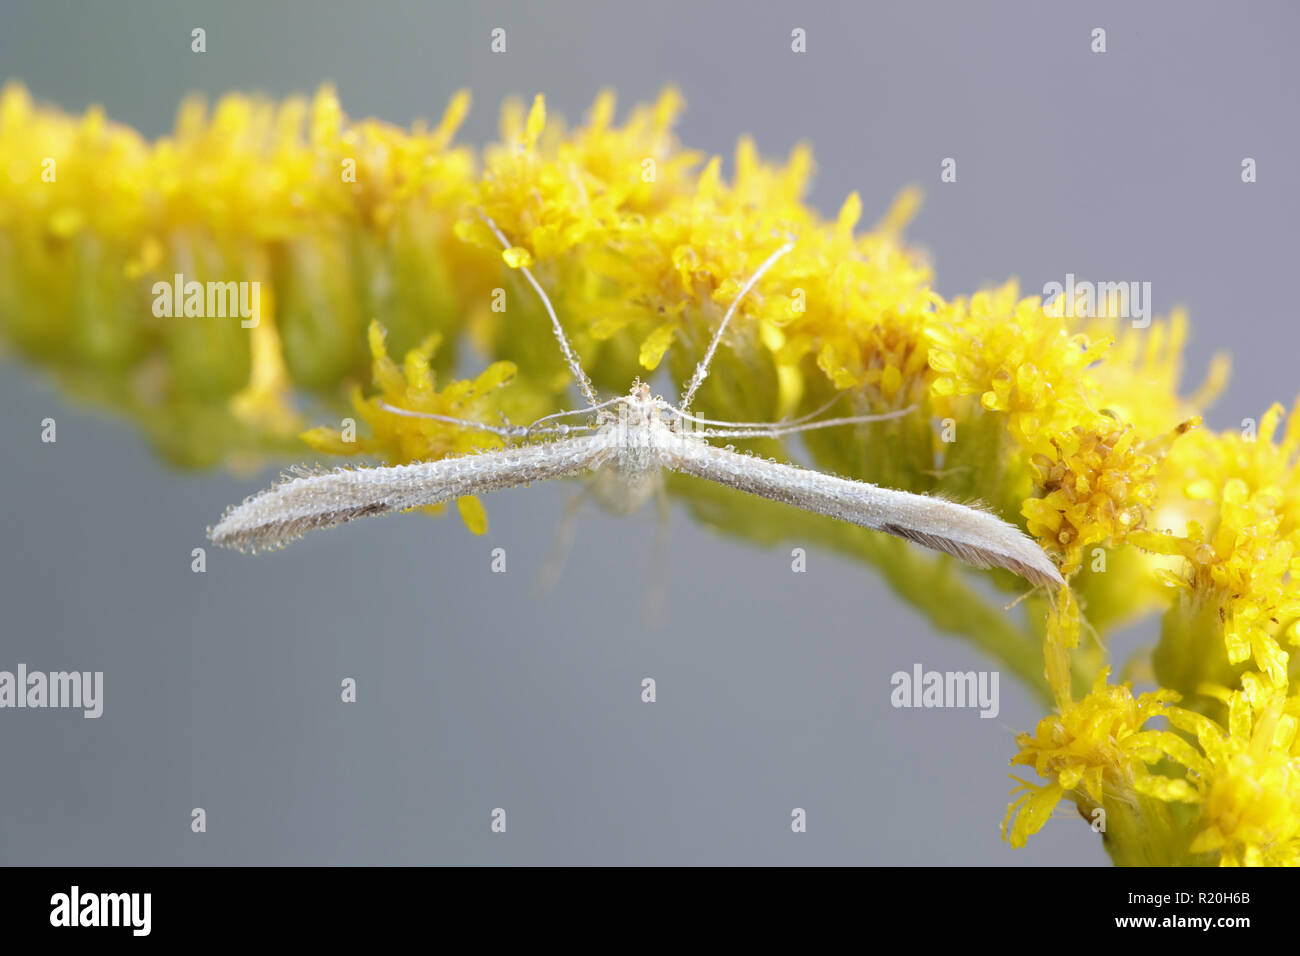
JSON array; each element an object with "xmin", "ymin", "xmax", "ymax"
[{"xmin": 479, "ymin": 212, "xmax": 600, "ymax": 409}]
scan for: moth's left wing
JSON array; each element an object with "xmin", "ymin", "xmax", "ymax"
[{"xmin": 665, "ymin": 440, "xmax": 1063, "ymax": 587}]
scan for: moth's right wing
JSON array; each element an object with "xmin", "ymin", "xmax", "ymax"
[
  {"xmin": 666, "ymin": 440, "xmax": 1063, "ymax": 588},
  {"xmin": 210, "ymin": 435, "xmax": 611, "ymax": 553}
]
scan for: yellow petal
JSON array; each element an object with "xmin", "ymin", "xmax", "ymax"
[
  {"xmin": 836, "ymin": 191, "xmax": 861, "ymax": 238},
  {"xmin": 1005, "ymin": 780, "xmax": 1065, "ymax": 849},
  {"xmin": 474, "ymin": 360, "xmax": 517, "ymax": 392},
  {"xmin": 1132, "ymin": 774, "xmax": 1200, "ymax": 803},
  {"xmin": 432, "ymin": 89, "xmax": 471, "ymax": 150},
  {"xmin": 638, "ymin": 322, "xmax": 676, "ymax": 370},
  {"xmin": 503, "ymin": 246, "xmax": 534, "ymax": 269},
  {"xmin": 524, "ymin": 94, "xmax": 546, "ymax": 146}
]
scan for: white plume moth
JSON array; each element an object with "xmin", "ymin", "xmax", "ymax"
[{"xmin": 210, "ymin": 217, "xmax": 1063, "ymax": 589}]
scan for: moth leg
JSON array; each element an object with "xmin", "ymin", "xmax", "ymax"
[{"xmin": 642, "ymin": 482, "xmax": 672, "ymax": 630}]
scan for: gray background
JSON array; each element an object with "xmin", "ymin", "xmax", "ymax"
[{"xmin": 1, "ymin": 0, "xmax": 1296, "ymax": 865}]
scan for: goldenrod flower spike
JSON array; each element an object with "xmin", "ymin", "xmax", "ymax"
[{"xmin": 3, "ymin": 83, "xmax": 1298, "ymax": 865}]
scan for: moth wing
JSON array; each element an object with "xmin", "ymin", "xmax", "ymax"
[{"xmin": 665, "ymin": 440, "xmax": 1062, "ymax": 587}]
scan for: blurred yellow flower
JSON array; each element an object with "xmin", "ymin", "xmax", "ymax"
[
  {"xmin": 3, "ymin": 81, "xmax": 1298, "ymax": 865},
  {"xmin": 300, "ymin": 320, "xmax": 527, "ymax": 534}
]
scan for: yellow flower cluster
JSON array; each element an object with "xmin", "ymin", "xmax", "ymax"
[
  {"xmin": 3, "ymin": 82, "xmax": 1298, "ymax": 865},
  {"xmin": 1161, "ymin": 676, "xmax": 1300, "ymax": 866},
  {"xmin": 1005, "ymin": 670, "xmax": 1300, "ymax": 866},
  {"xmin": 460, "ymin": 90, "xmax": 936, "ymax": 439},
  {"xmin": 1141, "ymin": 402, "xmax": 1300, "ymax": 689},
  {"xmin": 0, "ymin": 82, "xmax": 480, "ymax": 465},
  {"xmin": 1003, "ymin": 670, "xmax": 1183, "ymax": 852},
  {"xmin": 298, "ymin": 319, "xmax": 537, "ymax": 535},
  {"xmin": 928, "ymin": 284, "xmax": 1213, "ymax": 578},
  {"xmin": 1005, "ymin": 401, "xmax": 1300, "ymax": 863}
]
